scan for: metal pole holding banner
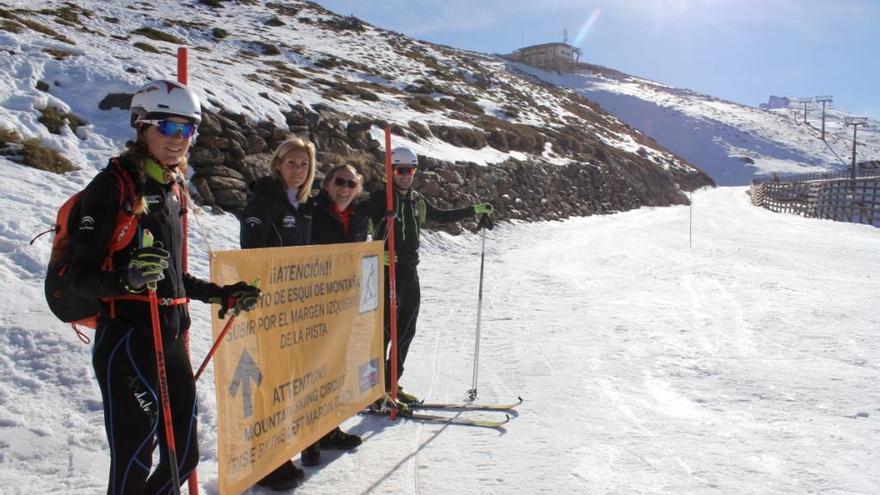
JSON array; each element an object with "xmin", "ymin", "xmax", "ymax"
[
  {"xmin": 468, "ymin": 214, "xmax": 492, "ymax": 400},
  {"xmin": 384, "ymin": 127, "xmax": 400, "ymax": 419}
]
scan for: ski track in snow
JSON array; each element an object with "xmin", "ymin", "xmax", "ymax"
[{"xmin": 2, "ymin": 164, "xmax": 880, "ymax": 493}]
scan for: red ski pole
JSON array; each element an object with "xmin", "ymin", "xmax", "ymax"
[
  {"xmin": 143, "ymin": 229, "xmax": 182, "ymax": 495},
  {"xmin": 193, "ymin": 314, "xmax": 236, "ymax": 382},
  {"xmin": 193, "ymin": 277, "xmax": 261, "ymax": 382},
  {"xmin": 384, "ymin": 127, "xmax": 400, "ymax": 419}
]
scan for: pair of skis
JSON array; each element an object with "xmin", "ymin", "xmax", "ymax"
[{"xmin": 363, "ymin": 397, "xmax": 523, "ymax": 429}]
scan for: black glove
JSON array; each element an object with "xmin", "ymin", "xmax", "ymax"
[
  {"xmin": 214, "ymin": 282, "xmax": 261, "ymax": 319},
  {"xmin": 123, "ymin": 246, "xmax": 170, "ymax": 292}
]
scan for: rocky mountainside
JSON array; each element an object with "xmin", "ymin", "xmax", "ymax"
[{"xmin": 0, "ymin": 0, "xmax": 713, "ymax": 231}]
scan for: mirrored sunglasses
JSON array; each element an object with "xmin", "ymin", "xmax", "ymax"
[
  {"xmin": 138, "ymin": 119, "xmax": 198, "ymax": 139},
  {"xmin": 394, "ymin": 167, "xmax": 416, "ymax": 176},
  {"xmin": 333, "ymin": 177, "xmax": 359, "ymax": 188}
]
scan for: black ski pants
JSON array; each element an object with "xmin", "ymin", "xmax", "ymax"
[
  {"xmin": 383, "ymin": 264, "xmax": 420, "ymax": 387},
  {"xmin": 92, "ymin": 321, "xmax": 199, "ymax": 495}
]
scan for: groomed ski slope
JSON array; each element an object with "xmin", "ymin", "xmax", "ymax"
[{"xmin": 1, "ymin": 168, "xmax": 879, "ymax": 493}]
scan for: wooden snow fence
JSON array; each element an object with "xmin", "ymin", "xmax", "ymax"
[{"xmin": 750, "ymin": 169, "xmax": 880, "ymax": 227}]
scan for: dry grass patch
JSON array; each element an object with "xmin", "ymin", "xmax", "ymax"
[
  {"xmin": 42, "ymin": 48, "xmax": 72, "ymax": 60},
  {"xmin": 266, "ymin": 2, "xmax": 299, "ymax": 16},
  {"xmin": 133, "ymin": 42, "xmax": 160, "ymax": 53},
  {"xmin": 253, "ymin": 41, "xmax": 280, "ymax": 56},
  {"xmin": 406, "ymin": 95, "xmax": 443, "ymax": 113},
  {"xmin": 439, "ymin": 95, "xmax": 484, "ymax": 116},
  {"xmin": 0, "ymin": 19, "xmax": 23, "ymax": 33},
  {"xmin": 317, "ymin": 79, "xmax": 380, "ymax": 102},
  {"xmin": 265, "ymin": 16, "xmax": 285, "ymax": 27},
  {"xmin": 38, "ymin": 106, "xmax": 87, "ymax": 135},
  {"xmin": 22, "ymin": 138, "xmax": 77, "ymax": 172},
  {"xmin": 17, "ymin": 18, "xmax": 75, "ymax": 44},
  {"xmin": 428, "ymin": 125, "xmax": 486, "ymax": 150},
  {"xmin": 408, "ymin": 121, "xmax": 431, "ymax": 139},
  {"xmin": 262, "ymin": 60, "xmax": 306, "ymax": 80},
  {"xmin": 133, "ymin": 27, "xmax": 185, "ymax": 44},
  {"xmin": 39, "ymin": 3, "xmax": 94, "ymax": 26},
  {"xmin": 0, "ymin": 127, "xmax": 20, "ymax": 146},
  {"xmin": 1, "ymin": 129, "xmax": 76, "ymax": 173}
]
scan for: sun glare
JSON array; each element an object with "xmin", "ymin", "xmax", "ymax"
[{"xmin": 574, "ymin": 8, "xmax": 602, "ymax": 47}]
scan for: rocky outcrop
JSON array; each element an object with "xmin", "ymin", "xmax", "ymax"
[{"xmin": 186, "ymin": 102, "xmax": 713, "ymax": 231}]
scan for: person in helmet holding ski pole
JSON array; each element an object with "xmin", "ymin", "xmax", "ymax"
[
  {"xmin": 67, "ymin": 79, "xmax": 260, "ymax": 494},
  {"xmin": 368, "ymin": 147, "xmax": 493, "ymax": 405}
]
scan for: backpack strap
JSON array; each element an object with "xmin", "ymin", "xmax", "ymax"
[
  {"xmin": 415, "ymin": 192, "xmax": 427, "ymax": 226},
  {"xmin": 103, "ymin": 159, "xmax": 140, "ymax": 320},
  {"xmin": 173, "ymin": 178, "xmax": 192, "ymax": 351},
  {"xmin": 115, "ymin": 295, "xmax": 190, "ymax": 306}
]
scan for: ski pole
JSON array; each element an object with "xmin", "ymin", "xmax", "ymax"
[
  {"xmin": 384, "ymin": 126, "xmax": 401, "ymax": 419},
  {"xmin": 194, "ymin": 277, "xmax": 261, "ymax": 382},
  {"xmin": 143, "ymin": 229, "xmax": 182, "ymax": 495},
  {"xmin": 468, "ymin": 214, "xmax": 492, "ymax": 401}
]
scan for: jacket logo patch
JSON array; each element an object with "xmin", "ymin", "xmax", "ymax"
[
  {"xmin": 145, "ymin": 195, "xmax": 161, "ymax": 205},
  {"xmin": 283, "ymin": 215, "xmax": 297, "ymax": 228},
  {"xmin": 245, "ymin": 217, "xmax": 262, "ymax": 227},
  {"xmin": 79, "ymin": 216, "xmax": 95, "ymax": 231}
]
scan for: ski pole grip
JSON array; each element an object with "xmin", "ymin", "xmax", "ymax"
[{"xmin": 142, "ymin": 229, "xmax": 158, "ymax": 291}]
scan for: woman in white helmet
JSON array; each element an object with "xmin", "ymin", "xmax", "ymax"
[
  {"xmin": 67, "ymin": 79, "xmax": 260, "ymax": 493},
  {"xmin": 368, "ymin": 147, "xmax": 493, "ymax": 405}
]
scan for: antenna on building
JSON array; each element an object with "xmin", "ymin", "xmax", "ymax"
[{"xmin": 563, "ymin": 28, "xmax": 568, "ymax": 44}]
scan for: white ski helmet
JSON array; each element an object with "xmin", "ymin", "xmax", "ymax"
[
  {"xmin": 130, "ymin": 79, "xmax": 201, "ymax": 127},
  {"xmin": 390, "ymin": 147, "xmax": 418, "ymax": 168}
]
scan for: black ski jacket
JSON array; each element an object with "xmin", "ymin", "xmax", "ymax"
[
  {"xmin": 368, "ymin": 188, "xmax": 475, "ymax": 268},
  {"xmin": 240, "ymin": 176, "xmax": 313, "ymax": 249},
  {"xmin": 311, "ymin": 190, "xmax": 370, "ymax": 245},
  {"xmin": 68, "ymin": 156, "xmax": 220, "ymax": 340}
]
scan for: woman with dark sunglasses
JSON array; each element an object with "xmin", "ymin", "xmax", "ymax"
[
  {"xmin": 294, "ymin": 163, "xmax": 370, "ymax": 467},
  {"xmin": 67, "ymin": 79, "xmax": 260, "ymax": 494},
  {"xmin": 311, "ymin": 164, "xmax": 370, "ymax": 245}
]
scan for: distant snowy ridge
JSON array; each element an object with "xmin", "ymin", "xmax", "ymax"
[{"xmin": 515, "ymin": 63, "xmax": 880, "ymax": 186}]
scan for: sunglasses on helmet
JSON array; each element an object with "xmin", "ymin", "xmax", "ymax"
[
  {"xmin": 137, "ymin": 119, "xmax": 198, "ymax": 139},
  {"xmin": 393, "ymin": 167, "xmax": 416, "ymax": 176}
]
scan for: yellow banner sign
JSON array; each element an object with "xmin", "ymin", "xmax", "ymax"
[{"xmin": 210, "ymin": 241, "xmax": 385, "ymax": 495}]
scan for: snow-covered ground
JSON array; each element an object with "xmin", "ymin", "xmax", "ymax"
[
  {"xmin": 516, "ymin": 64, "xmax": 880, "ymax": 186},
  {"xmin": 2, "ymin": 151, "xmax": 878, "ymax": 494}
]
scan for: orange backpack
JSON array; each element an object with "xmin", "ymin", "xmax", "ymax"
[{"xmin": 42, "ymin": 159, "xmax": 139, "ymax": 341}]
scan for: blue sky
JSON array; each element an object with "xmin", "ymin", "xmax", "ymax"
[{"xmin": 317, "ymin": 0, "xmax": 879, "ymax": 120}]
